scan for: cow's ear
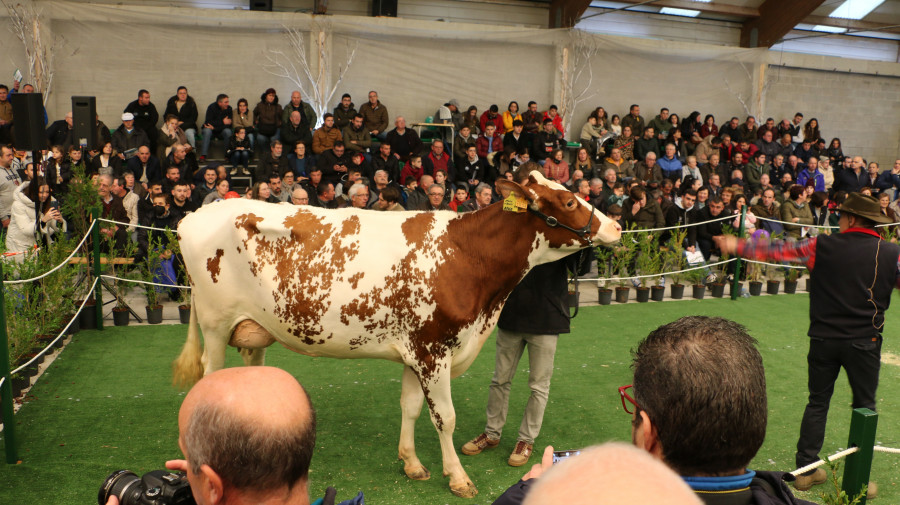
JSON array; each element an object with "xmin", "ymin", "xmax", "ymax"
[{"xmin": 495, "ymin": 179, "xmax": 535, "ymax": 202}]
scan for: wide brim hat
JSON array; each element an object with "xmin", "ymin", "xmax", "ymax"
[{"xmin": 838, "ymin": 192, "xmax": 893, "ymax": 224}]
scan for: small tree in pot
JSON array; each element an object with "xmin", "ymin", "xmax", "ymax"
[
  {"xmin": 164, "ymin": 229, "xmax": 192, "ymax": 323},
  {"xmin": 633, "ymin": 230, "xmax": 659, "ymax": 303},
  {"xmin": 105, "ymin": 233, "xmax": 139, "ymax": 326},
  {"xmin": 142, "ymin": 235, "xmax": 166, "ymax": 324},
  {"xmin": 663, "ymin": 229, "xmax": 687, "ymax": 299},
  {"xmin": 611, "ymin": 231, "xmax": 636, "ymax": 303},
  {"xmin": 594, "ymin": 245, "xmax": 615, "ymax": 305}
]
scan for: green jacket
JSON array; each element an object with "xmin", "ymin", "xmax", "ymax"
[
  {"xmin": 342, "ymin": 124, "xmax": 372, "ymax": 154},
  {"xmin": 780, "ymin": 199, "xmax": 813, "ymax": 239},
  {"xmin": 282, "ymin": 101, "xmax": 317, "ymax": 130}
]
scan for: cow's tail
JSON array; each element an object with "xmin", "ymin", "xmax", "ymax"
[{"xmin": 172, "ymin": 292, "xmax": 204, "ymax": 389}]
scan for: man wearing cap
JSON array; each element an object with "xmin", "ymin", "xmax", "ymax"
[
  {"xmin": 112, "ymin": 112, "xmax": 151, "ymax": 160},
  {"xmin": 716, "ymin": 192, "xmax": 900, "ymax": 493}
]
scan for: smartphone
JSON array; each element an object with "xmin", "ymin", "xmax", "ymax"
[
  {"xmin": 50, "ymin": 201, "xmax": 60, "ymax": 211},
  {"xmin": 552, "ymin": 450, "xmax": 581, "ymax": 464}
]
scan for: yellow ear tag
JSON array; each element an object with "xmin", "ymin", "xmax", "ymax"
[{"xmin": 503, "ymin": 193, "xmax": 527, "ymax": 213}]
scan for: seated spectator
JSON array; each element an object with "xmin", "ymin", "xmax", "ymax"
[
  {"xmin": 316, "ymin": 141, "xmax": 350, "ymax": 186},
  {"xmin": 372, "ymin": 142, "xmax": 399, "ymax": 183},
  {"xmin": 657, "ymin": 143, "xmax": 682, "ymax": 181},
  {"xmin": 226, "ymin": 127, "xmax": 253, "ymax": 176},
  {"xmin": 738, "ymin": 116, "xmax": 758, "ymax": 143},
  {"xmin": 385, "ymin": 116, "xmax": 423, "ymax": 162},
  {"xmin": 233, "ymin": 98, "xmax": 255, "ymax": 148},
  {"xmin": 333, "ymin": 93, "xmax": 357, "ymax": 130},
  {"xmin": 404, "ymin": 174, "xmax": 431, "ymax": 210},
  {"xmin": 202, "ymin": 177, "xmax": 231, "ymax": 206},
  {"xmin": 112, "ymin": 112, "xmax": 150, "ymax": 160},
  {"xmin": 693, "ymin": 135, "xmax": 721, "ymax": 165},
  {"xmin": 454, "ymin": 125, "xmax": 478, "ymax": 167},
  {"xmin": 193, "ymin": 166, "xmax": 219, "ymax": 204},
  {"xmin": 134, "ymin": 192, "xmax": 179, "ymax": 262},
  {"xmin": 422, "ymin": 139, "xmax": 454, "ymax": 180},
  {"xmin": 347, "ymin": 183, "xmax": 370, "ymax": 209},
  {"xmin": 161, "ymin": 143, "xmax": 198, "ymax": 182},
  {"xmin": 249, "ymin": 181, "xmax": 276, "ymax": 203},
  {"xmin": 532, "ymin": 119, "xmax": 563, "ymax": 164},
  {"xmin": 461, "ymin": 105, "xmax": 480, "ymax": 135},
  {"xmin": 299, "ymin": 167, "xmax": 323, "ymax": 205},
  {"xmin": 633, "ymin": 126, "xmax": 660, "ymax": 162},
  {"xmin": 612, "ymin": 125, "xmax": 636, "ymax": 161},
  {"xmin": 46, "ymin": 112, "xmax": 74, "ymax": 150},
  {"xmin": 744, "ymin": 152, "xmax": 769, "ymax": 194},
  {"xmin": 480, "ymin": 104, "xmax": 504, "ymax": 134},
  {"xmin": 456, "ymin": 145, "xmax": 485, "ymax": 192},
  {"xmin": 256, "ymin": 140, "xmax": 290, "ymax": 184},
  {"xmin": 696, "ymin": 196, "xmax": 726, "ymax": 259},
  {"xmin": 700, "ymin": 113, "xmax": 718, "ymax": 138},
  {"xmin": 504, "ymin": 120, "xmax": 531, "ymax": 159},
  {"xmin": 124, "ymin": 89, "xmax": 160, "ymax": 155},
  {"xmin": 200, "ymin": 94, "xmax": 233, "ymax": 162},
  {"xmin": 543, "ymin": 149, "xmax": 569, "ymax": 185},
  {"xmin": 622, "ymin": 186, "xmax": 663, "ymax": 229},
  {"xmin": 312, "ymin": 113, "xmax": 342, "ymax": 155},
  {"xmin": 287, "ymin": 140, "xmax": 313, "ymax": 180},
  {"xmin": 373, "ymin": 185, "xmax": 404, "ymax": 211},
  {"xmin": 501, "ymin": 101, "xmax": 523, "ymax": 133},
  {"xmin": 90, "ymin": 142, "xmax": 122, "ymax": 177},
  {"xmin": 448, "ymin": 186, "xmax": 469, "ymax": 212},
  {"xmin": 796, "ymin": 157, "xmax": 825, "ymax": 193},
  {"xmin": 163, "ymin": 86, "xmax": 199, "ymax": 150},
  {"xmin": 281, "ymin": 90, "xmax": 317, "ymax": 137},
  {"xmin": 253, "ymin": 88, "xmax": 282, "ymax": 149},
  {"xmin": 126, "ymin": 145, "xmax": 161, "ymax": 186},
  {"xmin": 477, "ymin": 123, "xmax": 503, "ymax": 164},
  {"xmin": 680, "ymin": 111, "xmax": 703, "ymax": 152},
  {"xmin": 572, "ymin": 147, "xmax": 595, "ymax": 180},
  {"xmin": 168, "ymin": 179, "xmax": 198, "ymax": 222},
  {"xmin": 315, "ymin": 181, "xmax": 337, "ymax": 209},
  {"xmin": 681, "ymin": 156, "xmax": 702, "ymax": 186},
  {"xmin": 97, "ymin": 174, "xmax": 129, "ymax": 251},
  {"xmin": 776, "ymin": 133, "xmax": 794, "ymax": 160},
  {"xmin": 755, "ymin": 130, "xmax": 779, "ymax": 161},
  {"xmin": 865, "ymin": 161, "xmax": 881, "ymax": 192},
  {"xmin": 780, "ymin": 185, "xmax": 814, "ymax": 240},
  {"xmin": 110, "ymin": 175, "xmax": 139, "ymax": 233},
  {"xmin": 794, "ymin": 139, "xmax": 816, "ymax": 164},
  {"xmin": 418, "ymin": 183, "xmax": 452, "ymax": 211},
  {"xmin": 342, "ymin": 113, "xmax": 371, "ymax": 157},
  {"xmin": 400, "ymin": 155, "xmax": 425, "ymax": 189},
  {"xmin": 158, "ymin": 114, "xmax": 190, "ymax": 160},
  {"xmin": 359, "ymin": 90, "xmax": 389, "ymax": 139},
  {"xmin": 281, "ymin": 110, "xmax": 311, "ymax": 153},
  {"xmin": 0, "ymin": 85, "xmax": 10, "ymax": 144},
  {"xmin": 268, "ymin": 173, "xmax": 290, "ymax": 203},
  {"xmin": 633, "ymin": 152, "xmax": 661, "ymax": 189},
  {"xmin": 5, "ymin": 177, "xmax": 64, "ymax": 255},
  {"xmin": 290, "ymin": 186, "xmax": 310, "ymax": 206},
  {"xmin": 543, "ymin": 105, "xmax": 565, "ymax": 137},
  {"xmin": 458, "ymin": 182, "xmax": 494, "ymax": 213}
]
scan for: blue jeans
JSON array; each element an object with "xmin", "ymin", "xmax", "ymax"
[
  {"xmin": 183, "ymin": 128, "xmax": 197, "ymax": 150},
  {"xmin": 230, "ymin": 150, "xmax": 250, "ymax": 169},
  {"xmin": 256, "ymin": 130, "xmax": 280, "ymax": 152},
  {"xmin": 201, "ymin": 127, "xmax": 233, "ymax": 157}
]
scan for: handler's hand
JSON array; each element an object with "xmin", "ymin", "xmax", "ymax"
[
  {"xmin": 166, "ymin": 459, "xmax": 189, "ymax": 472},
  {"xmin": 522, "ymin": 445, "xmax": 554, "ymax": 481},
  {"xmin": 105, "ymin": 495, "xmax": 119, "ymax": 505},
  {"xmin": 713, "ymin": 235, "xmax": 739, "ymax": 255}
]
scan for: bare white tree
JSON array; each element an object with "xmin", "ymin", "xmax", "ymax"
[
  {"xmin": 262, "ymin": 21, "xmax": 358, "ymax": 128},
  {"xmin": 724, "ymin": 61, "xmax": 774, "ymax": 119},
  {"xmin": 559, "ymin": 31, "xmax": 599, "ymax": 136},
  {"xmin": 3, "ymin": 0, "xmax": 75, "ymax": 106}
]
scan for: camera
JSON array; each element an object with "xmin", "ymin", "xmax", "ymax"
[
  {"xmin": 99, "ymin": 469, "xmax": 195, "ymax": 505},
  {"xmin": 552, "ymin": 449, "xmax": 581, "ymax": 464}
]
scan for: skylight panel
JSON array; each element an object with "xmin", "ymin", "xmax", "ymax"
[
  {"xmin": 829, "ymin": 0, "xmax": 885, "ymax": 20},
  {"xmin": 660, "ymin": 7, "xmax": 701, "ymax": 17}
]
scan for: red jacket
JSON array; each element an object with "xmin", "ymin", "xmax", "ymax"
[
  {"xmin": 400, "ymin": 162, "xmax": 424, "ymax": 186},
  {"xmin": 543, "ymin": 111, "xmax": 565, "ymax": 137},
  {"xmin": 476, "ymin": 134, "xmax": 503, "ymax": 159},
  {"xmin": 480, "ymin": 111, "xmax": 504, "ymax": 134}
]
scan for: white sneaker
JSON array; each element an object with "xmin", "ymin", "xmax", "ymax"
[{"xmin": 230, "ymin": 168, "xmax": 237, "ymax": 175}]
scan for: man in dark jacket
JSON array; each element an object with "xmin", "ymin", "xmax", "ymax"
[
  {"xmin": 256, "ymin": 140, "xmax": 290, "ymax": 184},
  {"xmin": 46, "ymin": 112, "xmax": 74, "ymax": 150},
  {"xmin": 332, "ymin": 93, "xmax": 357, "ymax": 130},
  {"xmin": 124, "ymin": 89, "xmax": 160, "ymax": 155},
  {"xmin": 112, "ymin": 113, "xmax": 150, "ymax": 160},
  {"xmin": 834, "ymin": 156, "xmax": 867, "ymax": 194},
  {"xmin": 461, "ymin": 162, "xmax": 579, "ymax": 469},
  {"xmin": 163, "ymin": 86, "xmax": 199, "ymax": 149},
  {"xmin": 696, "ymin": 196, "xmax": 726, "ymax": 260},
  {"xmin": 385, "ymin": 116, "xmax": 423, "ymax": 162},
  {"xmin": 126, "ymin": 146, "xmax": 161, "ymax": 185},
  {"xmin": 532, "ymin": 119, "xmax": 564, "ymax": 163},
  {"xmin": 200, "ymin": 94, "xmax": 233, "ymax": 161},
  {"xmin": 316, "ymin": 141, "xmax": 351, "ymax": 186}
]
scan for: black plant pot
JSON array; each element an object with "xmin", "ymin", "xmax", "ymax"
[
  {"xmin": 766, "ymin": 280, "xmax": 781, "ymax": 295},
  {"xmin": 64, "ymin": 313, "xmax": 80, "ymax": 335},
  {"xmin": 670, "ymin": 284, "xmax": 685, "ymax": 300},
  {"xmin": 598, "ymin": 288, "xmax": 613, "ymax": 306},
  {"xmin": 749, "ymin": 281, "xmax": 763, "ymax": 296},
  {"xmin": 785, "ymin": 280, "xmax": 798, "ymax": 294},
  {"xmin": 615, "ymin": 287, "xmax": 630, "ymax": 303},
  {"xmin": 11, "ymin": 376, "xmax": 29, "ymax": 397},
  {"xmin": 80, "ymin": 303, "xmax": 97, "ymax": 330},
  {"xmin": 805, "ymin": 279, "xmax": 812, "ymax": 292},
  {"xmin": 146, "ymin": 305, "xmax": 164, "ymax": 325},
  {"xmin": 650, "ymin": 285, "xmax": 665, "ymax": 302},
  {"xmin": 112, "ymin": 308, "xmax": 130, "ymax": 326},
  {"xmin": 635, "ymin": 287, "xmax": 650, "ymax": 303},
  {"xmin": 710, "ymin": 283, "xmax": 726, "ymax": 298},
  {"xmin": 730, "ymin": 282, "xmax": 744, "ymax": 298},
  {"xmin": 692, "ymin": 285, "xmax": 706, "ymax": 300},
  {"xmin": 179, "ymin": 305, "xmax": 192, "ymax": 324}
]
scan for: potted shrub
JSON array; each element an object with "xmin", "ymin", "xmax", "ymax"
[
  {"xmin": 747, "ymin": 262, "xmax": 764, "ymax": 296},
  {"xmin": 633, "ymin": 231, "xmax": 659, "ymax": 303},
  {"xmin": 142, "ymin": 235, "xmax": 166, "ymax": 324},
  {"xmin": 783, "ymin": 268, "xmax": 801, "ymax": 294},
  {"xmin": 687, "ymin": 268, "xmax": 706, "ymax": 299},
  {"xmin": 39, "ymin": 236, "xmax": 77, "ymax": 340},
  {"xmin": 164, "ymin": 229, "xmax": 192, "ymax": 323},
  {"xmin": 766, "ymin": 264, "xmax": 781, "ymax": 295},
  {"xmin": 595, "ymin": 246, "xmax": 614, "ymax": 305},
  {"xmin": 663, "ymin": 230, "xmax": 687, "ymax": 300},
  {"xmin": 105, "ymin": 233, "xmax": 139, "ymax": 326},
  {"xmin": 611, "ymin": 233, "xmax": 636, "ymax": 304}
]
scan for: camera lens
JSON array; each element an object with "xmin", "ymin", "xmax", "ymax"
[{"xmin": 98, "ymin": 470, "xmax": 143, "ymax": 505}]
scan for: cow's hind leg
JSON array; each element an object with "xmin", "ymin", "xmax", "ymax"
[
  {"xmin": 399, "ymin": 365, "xmax": 430, "ymax": 480},
  {"xmin": 420, "ymin": 366, "xmax": 477, "ymax": 498}
]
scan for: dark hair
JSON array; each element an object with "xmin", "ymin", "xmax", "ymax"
[
  {"xmin": 512, "ymin": 119, "xmax": 524, "ymax": 127},
  {"xmin": 489, "ymin": 104, "xmax": 499, "ymax": 113},
  {"xmin": 341, "ymin": 93, "xmax": 351, "ymax": 100},
  {"xmin": 316, "ymin": 182, "xmax": 332, "ymax": 197},
  {"xmin": 513, "ymin": 161, "xmax": 542, "ymax": 184},
  {"xmin": 629, "ymin": 185, "xmax": 645, "ymax": 201},
  {"xmin": 0, "ymin": 85, "xmax": 8, "ymax": 92},
  {"xmin": 332, "ymin": 141, "xmax": 345, "ymax": 149},
  {"xmin": 237, "ymin": 98, "xmax": 249, "ymax": 111},
  {"xmin": 323, "ymin": 113, "xmax": 334, "ymax": 120},
  {"xmin": 24, "ymin": 177, "xmax": 50, "ymax": 212},
  {"xmin": 507, "ymin": 101, "xmax": 519, "ymax": 112},
  {"xmin": 607, "ymin": 203, "xmax": 622, "ymax": 216},
  {"xmin": 708, "ymin": 195, "xmax": 724, "ymax": 205},
  {"xmin": 381, "ymin": 185, "xmax": 401, "ymax": 204},
  {"xmin": 177, "ymin": 86, "xmax": 187, "ymax": 93},
  {"xmin": 138, "ymin": 89, "xmax": 149, "ymax": 97},
  {"xmin": 810, "ymin": 191, "xmax": 828, "ymax": 208},
  {"xmin": 632, "ymin": 316, "xmax": 766, "ymax": 475},
  {"xmin": 216, "ymin": 93, "xmax": 229, "ymax": 103},
  {"xmin": 789, "ymin": 185, "xmax": 805, "ymax": 200},
  {"xmin": 260, "ymin": 89, "xmax": 279, "ymax": 103}
]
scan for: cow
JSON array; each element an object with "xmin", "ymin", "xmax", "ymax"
[{"xmin": 172, "ymin": 170, "xmax": 621, "ymax": 498}]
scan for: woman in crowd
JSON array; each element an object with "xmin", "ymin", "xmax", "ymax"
[
  {"xmin": 696, "ymin": 185, "xmax": 709, "ymax": 210},
  {"xmin": 803, "ymin": 118, "xmax": 820, "ymax": 143},
  {"xmin": 700, "ymin": 114, "xmax": 718, "ymax": 139},
  {"xmin": 226, "ymin": 127, "xmax": 253, "ymax": 176},
  {"xmin": 250, "ymin": 181, "xmax": 276, "ymax": 203},
  {"xmin": 613, "ymin": 125, "xmax": 635, "ymax": 161},
  {"xmin": 591, "ymin": 107, "xmax": 610, "ymax": 132},
  {"xmin": 609, "ymin": 114, "xmax": 622, "ymax": 136},
  {"xmin": 819, "ymin": 156, "xmax": 835, "ymax": 191},
  {"xmin": 543, "ymin": 149, "xmax": 570, "ymax": 184},
  {"xmin": 158, "ymin": 114, "xmax": 190, "ymax": 160},
  {"xmin": 233, "ymin": 98, "xmax": 255, "ymax": 149},
  {"xmin": 572, "ymin": 147, "xmax": 594, "ymax": 180},
  {"xmin": 253, "ymin": 88, "xmax": 282, "ymax": 149},
  {"xmin": 781, "ymin": 184, "xmax": 814, "ymax": 240},
  {"xmin": 665, "ymin": 127, "xmax": 687, "ymax": 161},
  {"xmin": 6, "ymin": 177, "xmax": 65, "ymax": 257},
  {"xmin": 809, "ymin": 191, "xmax": 831, "ymax": 236},
  {"xmin": 463, "ymin": 106, "xmax": 480, "ymax": 134},
  {"xmin": 502, "ymin": 101, "xmax": 522, "ymax": 133},
  {"xmin": 90, "ymin": 141, "xmax": 121, "ymax": 177},
  {"xmin": 663, "ymin": 113, "xmax": 680, "ymax": 140},
  {"xmin": 202, "ymin": 178, "xmax": 231, "ymax": 206},
  {"xmin": 680, "ymin": 111, "xmax": 703, "ymax": 153},
  {"xmin": 731, "ymin": 193, "xmax": 757, "ymax": 234},
  {"xmin": 826, "ymin": 138, "xmax": 843, "ymax": 167}
]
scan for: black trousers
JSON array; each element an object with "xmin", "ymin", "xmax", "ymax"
[{"xmin": 795, "ymin": 336, "xmax": 881, "ymax": 468}]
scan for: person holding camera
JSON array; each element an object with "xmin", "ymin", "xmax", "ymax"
[
  {"xmin": 5, "ymin": 176, "xmax": 64, "ymax": 257},
  {"xmin": 316, "ymin": 141, "xmax": 351, "ymax": 187}
]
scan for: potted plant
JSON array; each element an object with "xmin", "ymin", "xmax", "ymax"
[
  {"xmin": 784, "ymin": 267, "xmax": 802, "ymax": 294},
  {"xmin": 595, "ymin": 245, "xmax": 614, "ymax": 305},
  {"xmin": 687, "ymin": 267, "xmax": 706, "ymax": 299},
  {"xmin": 663, "ymin": 230, "xmax": 687, "ymax": 300},
  {"xmin": 165, "ymin": 228, "xmax": 192, "ymax": 323},
  {"xmin": 39, "ymin": 236, "xmax": 78, "ymax": 340},
  {"xmin": 142, "ymin": 235, "xmax": 166, "ymax": 324},
  {"xmin": 747, "ymin": 262, "xmax": 764, "ymax": 296},
  {"xmin": 633, "ymin": 231, "xmax": 658, "ymax": 303},
  {"xmin": 766, "ymin": 264, "xmax": 782, "ymax": 295},
  {"xmin": 105, "ymin": 233, "xmax": 139, "ymax": 326},
  {"xmin": 611, "ymin": 232, "xmax": 636, "ymax": 304}
]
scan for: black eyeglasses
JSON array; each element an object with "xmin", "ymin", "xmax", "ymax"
[{"xmin": 618, "ymin": 384, "xmax": 640, "ymax": 415}]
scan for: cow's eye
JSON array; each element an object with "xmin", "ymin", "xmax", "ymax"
[{"xmin": 566, "ymin": 199, "xmax": 577, "ymax": 209}]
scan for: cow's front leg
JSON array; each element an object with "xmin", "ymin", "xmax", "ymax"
[
  {"xmin": 399, "ymin": 365, "xmax": 430, "ymax": 480},
  {"xmin": 421, "ymin": 366, "xmax": 477, "ymax": 498}
]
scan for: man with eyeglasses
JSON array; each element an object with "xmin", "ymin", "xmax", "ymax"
[
  {"xmin": 290, "ymin": 187, "xmax": 310, "ymax": 206},
  {"xmin": 418, "ymin": 184, "xmax": 451, "ymax": 211},
  {"xmin": 493, "ymin": 316, "xmax": 816, "ymax": 505}
]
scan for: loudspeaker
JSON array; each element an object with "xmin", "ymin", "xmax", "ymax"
[
  {"xmin": 249, "ymin": 0, "xmax": 272, "ymax": 11},
  {"xmin": 11, "ymin": 93, "xmax": 46, "ymax": 151},
  {"xmin": 72, "ymin": 96, "xmax": 97, "ymax": 150},
  {"xmin": 372, "ymin": 0, "xmax": 397, "ymax": 17}
]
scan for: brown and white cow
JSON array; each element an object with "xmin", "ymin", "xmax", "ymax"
[{"xmin": 173, "ymin": 171, "xmax": 620, "ymax": 497}]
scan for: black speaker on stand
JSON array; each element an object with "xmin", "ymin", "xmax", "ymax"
[
  {"xmin": 11, "ymin": 93, "xmax": 46, "ymax": 151},
  {"xmin": 72, "ymin": 96, "xmax": 97, "ymax": 151},
  {"xmin": 372, "ymin": 0, "xmax": 397, "ymax": 17}
]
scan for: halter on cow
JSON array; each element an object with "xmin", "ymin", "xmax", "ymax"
[{"xmin": 173, "ymin": 171, "xmax": 621, "ymax": 497}]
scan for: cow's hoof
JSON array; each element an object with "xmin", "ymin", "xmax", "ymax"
[
  {"xmin": 449, "ymin": 481, "xmax": 478, "ymax": 498},
  {"xmin": 404, "ymin": 464, "xmax": 431, "ymax": 481}
]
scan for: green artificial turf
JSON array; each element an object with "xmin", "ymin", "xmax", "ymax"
[{"xmin": 3, "ymin": 294, "xmax": 900, "ymax": 504}]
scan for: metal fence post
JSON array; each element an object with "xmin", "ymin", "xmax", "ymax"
[
  {"xmin": 842, "ymin": 408, "xmax": 878, "ymax": 505},
  {"xmin": 91, "ymin": 209, "xmax": 103, "ymax": 331},
  {"xmin": 0, "ymin": 259, "xmax": 19, "ymax": 463},
  {"xmin": 730, "ymin": 205, "xmax": 747, "ymax": 300}
]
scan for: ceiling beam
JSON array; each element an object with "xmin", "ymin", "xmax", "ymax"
[
  {"xmin": 550, "ymin": 0, "xmax": 594, "ymax": 28},
  {"xmin": 740, "ymin": 0, "xmax": 825, "ymax": 47},
  {"xmin": 804, "ymin": 15, "xmax": 900, "ymax": 35},
  {"xmin": 596, "ymin": 0, "xmax": 759, "ymax": 18}
]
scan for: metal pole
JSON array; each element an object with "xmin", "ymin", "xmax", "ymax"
[
  {"xmin": 0, "ymin": 259, "xmax": 19, "ymax": 463},
  {"xmin": 730, "ymin": 205, "xmax": 747, "ymax": 300},
  {"xmin": 91, "ymin": 209, "xmax": 103, "ymax": 331},
  {"xmin": 842, "ymin": 408, "xmax": 878, "ymax": 505}
]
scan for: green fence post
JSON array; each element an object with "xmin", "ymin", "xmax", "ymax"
[
  {"xmin": 0, "ymin": 258, "xmax": 19, "ymax": 463},
  {"xmin": 842, "ymin": 408, "xmax": 878, "ymax": 505},
  {"xmin": 730, "ymin": 205, "xmax": 747, "ymax": 300},
  {"xmin": 91, "ymin": 208, "xmax": 104, "ymax": 331}
]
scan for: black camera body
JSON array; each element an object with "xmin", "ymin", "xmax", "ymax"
[{"xmin": 99, "ymin": 469, "xmax": 195, "ymax": 505}]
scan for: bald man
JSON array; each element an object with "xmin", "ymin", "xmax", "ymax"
[{"xmin": 109, "ymin": 367, "xmax": 316, "ymax": 505}]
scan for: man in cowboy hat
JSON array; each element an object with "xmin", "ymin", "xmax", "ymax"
[{"xmin": 716, "ymin": 192, "xmax": 898, "ymax": 495}]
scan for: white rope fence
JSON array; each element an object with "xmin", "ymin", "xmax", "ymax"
[
  {"xmin": 619, "ymin": 213, "xmax": 733, "ymax": 234},
  {"xmin": 0, "ymin": 277, "xmax": 99, "ymax": 391},
  {"xmin": 755, "ymin": 215, "xmax": 837, "ymax": 230},
  {"xmin": 97, "ymin": 217, "xmax": 172, "ymax": 233},
  {"xmin": 741, "ymin": 258, "xmax": 807, "ymax": 270},
  {"xmin": 100, "ymin": 274, "xmax": 191, "ymax": 290},
  {"xmin": 595, "ymin": 258, "xmax": 736, "ymax": 285},
  {"xmin": 790, "ymin": 447, "xmax": 859, "ymax": 477},
  {"xmin": 3, "ymin": 220, "xmax": 96, "ymax": 285}
]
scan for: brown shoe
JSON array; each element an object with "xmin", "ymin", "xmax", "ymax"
[
  {"xmin": 461, "ymin": 433, "xmax": 499, "ymax": 456},
  {"xmin": 508, "ymin": 440, "xmax": 534, "ymax": 467},
  {"xmin": 793, "ymin": 468, "xmax": 827, "ymax": 491}
]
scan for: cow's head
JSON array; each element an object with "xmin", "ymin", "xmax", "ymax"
[{"xmin": 496, "ymin": 171, "xmax": 621, "ymax": 249}]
